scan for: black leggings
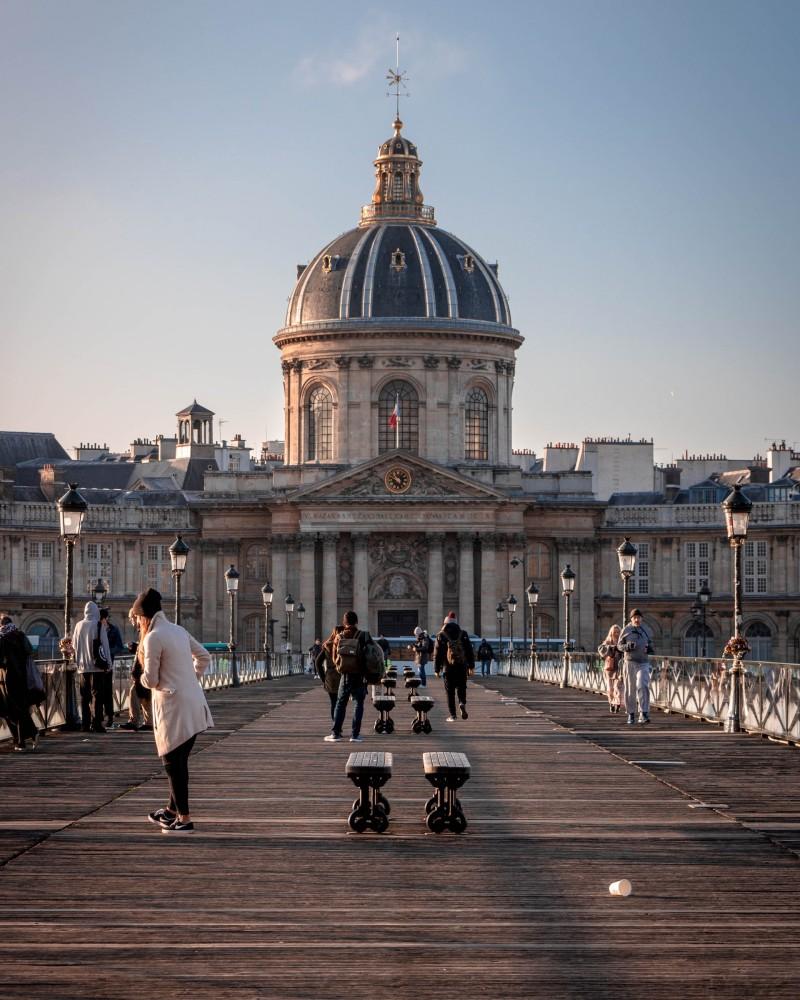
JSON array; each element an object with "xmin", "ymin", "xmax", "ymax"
[{"xmin": 161, "ymin": 735, "xmax": 197, "ymax": 816}]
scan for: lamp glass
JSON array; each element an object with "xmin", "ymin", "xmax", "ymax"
[
  {"xmin": 297, "ymin": 603, "xmax": 306, "ymax": 621},
  {"xmin": 526, "ymin": 583, "xmax": 539, "ymax": 607},
  {"xmin": 617, "ymin": 537, "xmax": 638, "ymax": 576},
  {"xmin": 285, "ymin": 594, "xmax": 295, "ymax": 614},
  {"xmin": 561, "ymin": 565, "xmax": 576, "ymax": 594},
  {"xmin": 59, "ymin": 509, "xmax": 85, "ymax": 538},
  {"xmin": 496, "ymin": 604, "xmax": 504, "ymax": 622},
  {"xmin": 261, "ymin": 582, "xmax": 274, "ymax": 607},
  {"xmin": 507, "ymin": 595, "xmax": 518, "ymax": 614},
  {"xmin": 224, "ymin": 565, "xmax": 240, "ymax": 593},
  {"xmin": 169, "ymin": 535, "xmax": 189, "ymax": 574},
  {"xmin": 698, "ymin": 585, "xmax": 711, "ymax": 605}
]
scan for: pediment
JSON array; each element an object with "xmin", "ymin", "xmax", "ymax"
[{"xmin": 292, "ymin": 452, "xmax": 506, "ymax": 502}]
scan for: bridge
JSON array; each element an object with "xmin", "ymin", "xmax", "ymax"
[{"xmin": 2, "ymin": 659, "xmax": 800, "ymax": 998}]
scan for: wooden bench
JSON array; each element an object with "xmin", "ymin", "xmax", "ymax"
[
  {"xmin": 405, "ymin": 676, "xmax": 422, "ymax": 699},
  {"xmin": 422, "ymin": 751, "xmax": 470, "ymax": 833},
  {"xmin": 372, "ymin": 693, "xmax": 396, "ymax": 734},
  {"xmin": 346, "ymin": 751, "xmax": 392, "ymax": 833},
  {"xmin": 410, "ymin": 693, "xmax": 434, "ymax": 734},
  {"xmin": 380, "ymin": 674, "xmax": 397, "ymax": 695}
]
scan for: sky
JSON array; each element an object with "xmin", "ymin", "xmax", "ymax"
[{"xmin": 2, "ymin": 0, "xmax": 798, "ymax": 464}]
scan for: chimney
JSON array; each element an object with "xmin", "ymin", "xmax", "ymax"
[{"xmin": 39, "ymin": 464, "xmax": 60, "ymax": 502}]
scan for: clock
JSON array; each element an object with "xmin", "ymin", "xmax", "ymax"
[{"xmin": 384, "ymin": 465, "xmax": 412, "ymax": 494}]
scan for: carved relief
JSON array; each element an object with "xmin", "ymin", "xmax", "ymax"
[
  {"xmin": 446, "ymin": 356, "xmax": 462, "ymax": 370},
  {"xmin": 468, "ymin": 359, "xmax": 488, "ymax": 370},
  {"xmin": 305, "ymin": 358, "xmax": 330, "ymax": 371},
  {"xmin": 338, "ymin": 468, "xmax": 456, "ymax": 498},
  {"xmin": 422, "ymin": 355, "xmax": 440, "ymax": 369},
  {"xmin": 281, "ymin": 360, "xmax": 292, "ymax": 374},
  {"xmin": 357, "ymin": 355, "xmax": 375, "ymax": 369},
  {"xmin": 370, "ymin": 570, "xmax": 425, "ymax": 601},
  {"xmin": 334, "ymin": 356, "xmax": 352, "ymax": 369},
  {"xmin": 290, "ymin": 359, "xmax": 304, "ymax": 373},
  {"xmin": 369, "ymin": 534, "xmax": 428, "ymax": 579},
  {"xmin": 383, "ymin": 357, "xmax": 413, "ymax": 368}
]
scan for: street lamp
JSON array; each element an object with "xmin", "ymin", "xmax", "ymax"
[
  {"xmin": 617, "ymin": 537, "xmax": 637, "ymax": 628},
  {"xmin": 261, "ymin": 581, "xmax": 273, "ymax": 680},
  {"xmin": 90, "ymin": 577, "xmax": 108, "ymax": 607},
  {"xmin": 297, "ymin": 603, "xmax": 306, "ymax": 667},
  {"xmin": 721, "ymin": 484, "xmax": 753, "ymax": 733},
  {"xmin": 285, "ymin": 593, "xmax": 295, "ymax": 656},
  {"xmin": 560, "ymin": 564, "xmax": 576, "ymax": 688},
  {"xmin": 692, "ymin": 584, "xmax": 712, "ymax": 658},
  {"xmin": 169, "ymin": 534, "xmax": 189, "ymax": 625},
  {"xmin": 496, "ymin": 602, "xmax": 505, "ymax": 656},
  {"xmin": 58, "ymin": 484, "xmax": 88, "ymax": 729},
  {"xmin": 506, "ymin": 594, "xmax": 517, "ymax": 655},
  {"xmin": 526, "ymin": 582, "xmax": 539, "ymax": 682},
  {"xmin": 224, "ymin": 564, "xmax": 240, "ymax": 687}
]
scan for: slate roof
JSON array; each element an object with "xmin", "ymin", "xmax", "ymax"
[{"xmin": 0, "ymin": 432, "xmax": 69, "ymax": 467}]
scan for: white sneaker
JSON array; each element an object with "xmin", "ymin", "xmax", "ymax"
[
  {"xmin": 324, "ymin": 734, "xmax": 342, "ymax": 742},
  {"xmin": 349, "ymin": 736, "xmax": 364, "ymax": 742},
  {"xmin": 446, "ymin": 715, "xmax": 457, "ymax": 722}
]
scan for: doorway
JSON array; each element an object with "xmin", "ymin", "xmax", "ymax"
[{"xmin": 377, "ymin": 609, "xmax": 418, "ymax": 637}]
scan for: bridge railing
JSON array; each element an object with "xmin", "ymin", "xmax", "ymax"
[
  {"xmin": 496, "ymin": 650, "xmax": 800, "ymax": 744},
  {"xmin": 1, "ymin": 651, "xmax": 307, "ymax": 741}
]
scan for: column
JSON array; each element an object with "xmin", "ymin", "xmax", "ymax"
[
  {"xmin": 200, "ymin": 543, "xmax": 220, "ymax": 643},
  {"xmin": 271, "ymin": 536, "xmax": 288, "ymax": 615},
  {"xmin": 299, "ymin": 535, "xmax": 316, "ymax": 638},
  {"xmin": 479, "ymin": 535, "xmax": 497, "ymax": 638},
  {"xmin": 353, "ymin": 534, "xmax": 369, "ymax": 628},
  {"xmin": 321, "ymin": 532, "xmax": 339, "ymax": 634},
  {"xmin": 577, "ymin": 544, "xmax": 596, "ymax": 650},
  {"xmin": 10, "ymin": 536, "xmax": 23, "ymax": 593},
  {"xmin": 123, "ymin": 540, "xmax": 138, "ymax": 596},
  {"xmin": 458, "ymin": 533, "xmax": 475, "ymax": 634},
  {"xmin": 427, "ymin": 533, "xmax": 444, "ymax": 632}
]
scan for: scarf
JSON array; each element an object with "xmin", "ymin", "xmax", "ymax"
[{"xmin": 0, "ymin": 622, "xmax": 17, "ymax": 638}]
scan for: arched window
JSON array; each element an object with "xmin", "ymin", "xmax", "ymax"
[
  {"xmin": 243, "ymin": 614, "xmax": 264, "ymax": 651},
  {"xmin": 683, "ymin": 621, "xmax": 714, "ymax": 658},
  {"xmin": 307, "ymin": 385, "xmax": 333, "ymax": 461},
  {"xmin": 465, "ymin": 387, "xmax": 489, "ymax": 461},
  {"xmin": 745, "ymin": 621, "xmax": 773, "ymax": 661},
  {"xmin": 528, "ymin": 542, "xmax": 551, "ymax": 582},
  {"xmin": 392, "ymin": 171, "xmax": 404, "ymax": 199},
  {"xmin": 379, "ymin": 380, "xmax": 419, "ymax": 454},
  {"xmin": 245, "ymin": 544, "xmax": 269, "ymax": 581},
  {"xmin": 26, "ymin": 618, "xmax": 59, "ymax": 659}
]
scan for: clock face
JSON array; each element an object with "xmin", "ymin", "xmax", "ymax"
[{"xmin": 384, "ymin": 465, "xmax": 412, "ymax": 494}]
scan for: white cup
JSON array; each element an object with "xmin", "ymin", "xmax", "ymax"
[{"xmin": 609, "ymin": 879, "xmax": 632, "ymax": 897}]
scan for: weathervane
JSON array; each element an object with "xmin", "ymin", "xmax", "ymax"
[{"xmin": 386, "ymin": 33, "xmax": 409, "ymax": 122}]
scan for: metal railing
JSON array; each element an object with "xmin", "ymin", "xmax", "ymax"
[
  {"xmin": 496, "ymin": 650, "xmax": 800, "ymax": 744},
  {"xmin": 1, "ymin": 651, "xmax": 307, "ymax": 742}
]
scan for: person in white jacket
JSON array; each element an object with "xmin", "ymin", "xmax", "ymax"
[
  {"xmin": 71, "ymin": 601, "xmax": 112, "ymax": 732},
  {"xmin": 130, "ymin": 588, "xmax": 212, "ymax": 834}
]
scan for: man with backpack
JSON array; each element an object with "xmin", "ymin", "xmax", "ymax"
[
  {"xmin": 412, "ymin": 626, "xmax": 432, "ymax": 686},
  {"xmin": 476, "ymin": 637, "xmax": 494, "ymax": 677},
  {"xmin": 324, "ymin": 611, "xmax": 382, "ymax": 743},
  {"xmin": 433, "ymin": 611, "xmax": 475, "ymax": 722}
]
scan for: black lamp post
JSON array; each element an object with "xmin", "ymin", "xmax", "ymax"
[
  {"xmin": 698, "ymin": 584, "xmax": 711, "ymax": 657},
  {"xmin": 57, "ymin": 483, "xmax": 87, "ymax": 729},
  {"xmin": 506, "ymin": 594, "xmax": 517, "ymax": 655},
  {"xmin": 285, "ymin": 593, "xmax": 295, "ymax": 655},
  {"xmin": 224, "ymin": 564, "xmax": 240, "ymax": 687},
  {"xmin": 617, "ymin": 537, "xmax": 637, "ymax": 627},
  {"xmin": 526, "ymin": 582, "xmax": 539, "ymax": 682},
  {"xmin": 722, "ymin": 484, "xmax": 752, "ymax": 733},
  {"xmin": 297, "ymin": 603, "xmax": 306, "ymax": 666},
  {"xmin": 169, "ymin": 534, "xmax": 189, "ymax": 625},
  {"xmin": 261, "ymin": 581, "xmax": 273, "ymax": 680},
  {"xmin": 560, "ymin": 564, "xmax": 576, "ymax": 688},
  {"xmin": 90, "ymin": 577, "xmax": 108, "ymax": 607}
]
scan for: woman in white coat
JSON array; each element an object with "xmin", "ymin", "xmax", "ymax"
[{"xmin": 130, "ymin": 588, "xmax": 213, "ymax": 834}]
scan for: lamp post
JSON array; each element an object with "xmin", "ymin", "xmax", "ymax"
[
  {"xmin": 617, "ymin": 537, "xmax": 637, "ymax": 627},
  {"xmin": 297, "ymin": 603, "xmax": 306, "ymax": 669},
  {"xmin": 169, "ymin": 534, "xmax": 189, "ymax": 625},
  {"xmin": 224, "ymin": 564, "xmax": 240, "ymax": 687},
  {"xmin": 285, "ymin": 593, "xmax": 295, "ymax": 656},
  {"xmin": 560, "ymin": 564, "xmax": 576, "ymax": 688},
  {"xmin": 89, "ymin": 577, "xmax": 108, "ymax": 608},
  {"xmin": 722, "ymin": 484, "xmax": 752, "ymax": 733},
  {"xmin": 261, "ymin": 582, "xmax": 273, "ymax": 680},
  {"xmin": 495, "ymin": 602, "xmax": 505, "ymax": 659},
  {"xmin": 698, "ymin": 583, "xmax": 711, "ymax": 657},
  {"xmin": 57, "ymin": 483, "xmax": 88, "ymax": 729},
  {"xmin": 526, "ymin": 582, "xmax": 539, "ymax": 682},
  {"xmin": 506, "ymin": 594, "xmax": 517, "ymax": 655}
]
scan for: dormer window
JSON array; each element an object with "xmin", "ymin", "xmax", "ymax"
[
  {"xmin": 461, "ymin": 254, "xmax": 476, "ymax": 274},
  {"xmin": 322, "ymin": 255, "xmax": 340, "ymax": 274},
  {"xmin": 391, "ymin": 249, "xmax": 406, "ymax": 272}
]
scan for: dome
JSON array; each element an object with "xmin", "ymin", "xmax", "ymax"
[{"xmin": 285, "ymin": 224, "xmax": 512, "ymax": 328}]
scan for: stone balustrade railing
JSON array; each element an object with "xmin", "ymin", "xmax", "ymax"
[
  {"xmin": 0, "ymin": 502, "xmax": 193, "ymax": 530},
  {"xmin": 604, "ymin": 500, "xmax": 800, "ymax": 528}
]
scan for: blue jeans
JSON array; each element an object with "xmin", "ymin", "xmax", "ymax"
[
  {"xmin": 331, "ymin": 674, "xmax": 367, "ymax": 737},
  {"xmin": 480, "ymin": 658, "xmax": 491, "ymax": 676},
  {"xmin": 418, "ymin": 662, "xmax": 427, "ymax": 687}
]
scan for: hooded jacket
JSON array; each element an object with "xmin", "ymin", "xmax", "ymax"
[
  {"xmin": 71, "ymin": 602, "xmax": 112, "ymax": 674},
  {"xmin": 617, "ymin": 624, "xmax": 653, "ymax": 664},
  {"xmin": 433, "ymin": 620, "xmax": 475, "ymax": 674}
]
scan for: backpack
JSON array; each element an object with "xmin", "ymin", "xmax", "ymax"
[
  {"xmin": 363, "ymin": 637, "xmax": 384, "ymax": 684},
  {"xmin": 445, "ymin": 635, "xmax": 467, "ymax": 668},
  {"xmin": 333, "ymin": 630, "xmax": 362, "ymax": 674}
]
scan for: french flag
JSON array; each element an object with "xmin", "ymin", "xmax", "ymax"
[{"xmin": 388, "ymin": 394, "xmax": 400, "ymax": 429}]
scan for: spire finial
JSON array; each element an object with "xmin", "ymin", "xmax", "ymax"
[{"xmin": 386, "ymin": 33, "xmax": 408, "ymax": 125}]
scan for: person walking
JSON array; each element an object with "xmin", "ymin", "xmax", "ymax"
[
  {"xmin": 71, "ymin": 601, "xmax": 112, "ymax": 733},
  {"xmin": 316, "ymin": 626, "xmax": 343, "ymax": 722},
  {"xmin": 119, "ymin": 627, "xmax": 152, "ymax": 732},
  {"xmin": 476, "ymin": 637, "xmax": 494, "ymax": 677},
  {"xmin": 598, "ymin": 624, "xmax": 624, "ymax": 714},
  {"xmin": 376, "ymin": 634, "xmax": 391, "ymax": 668},
  {"xmin": 0, "ymin": 614, "xmax": 39, "ymax": 751},
  {"xmin": 617, "ymin": 609, "xmax": 654, "ymax": 725},
  {"xmin": 433, "ymin": 611, "xmax": 475, "ymax": 722},
  {"xmin": 131, "ymin": 588, "xmax": 213, "ymax": 834},
  {"xmin": 411, "ymin": 626, "xmax": 430, "ymax": 686},
  {"xmin": 99, "ymin": 608, "xmax": 125, "ymax": 730},
  {"xmin": 324, "ymin": 611, "xmax": 371, "ymax": 744}
]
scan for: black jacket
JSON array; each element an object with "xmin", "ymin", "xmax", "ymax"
[
  {"xmin": 433, "ymin": 622, "xmax": 475, "ymax": 674},
  {"xmin": 477, "ymin": 640, "xmax": 494, "ymax": 661}
]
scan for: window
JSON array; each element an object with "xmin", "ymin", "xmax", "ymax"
[
  {"xmin": 245, "ymin": 544, "xmax": 270, "ymax": 581},
  {"xmin": 26, "ymin": 618, "xmax": 59, "ymax": 659},
  {"xmin": 685, "ymin": 541, "xmax": 709, "ymax": 594},
  {"xmin": 528, "ymin": 542, "xmax": 551, "ymax": 582},
  {"xmin": 745, "ymin": 621, "xmax": 772, "ymax": 661},
  {"xmin": 307, "ymin": 384, "xmax": 333, "ymax": 461},
  {"xmin": 28, "ymin": 540, "xmax": 54, "ymax": 594},
  {"xmin": 629, "ymin": 542, "xmax": 650, "ymax": 596},
  {"xmin": 228, "ymin": 453, "xmax": 241, "ymax": 471},
  {"xmin": 683, "ymin": 621, "xmax": 713, "ymax": 658},
  {"xmin": 392, "ymin": 171, "xmax": 404, "ymax": 199},
  {"xmin": 391, "ymin": 249, "xmax": 406, "ymax": 271},
  {"xmin": 744, "ymin": 540, "xmax": 768, "ymax": 595},
  {"xmin": 461, "ymin": 254, "xmax": 475, "ymax": 274},
  {"xmin": 243, "ymin": 614, "xmax": 264, "ymax": 651},
  {"xmin": 379, "ymin": 380, "xmax": 419, "ymax": 454},
  {"xmin": 86, "ymin": 542, "xmax": 113, "ymax": 595},
  {"xmin": 145, "ymin": 544, "xmax": 171, "ymax": 594},
  {"xmin": 534, "ymin": 613, "xmax": 554, "ymax": 640},
  {"xmin": 465, "ymin": 387, "xmax": 489, "ymax": 461}
]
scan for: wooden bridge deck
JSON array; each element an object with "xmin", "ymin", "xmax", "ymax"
[{"xmin": 1, "ymin": 673, "xmax": 799, "ymax": 999}]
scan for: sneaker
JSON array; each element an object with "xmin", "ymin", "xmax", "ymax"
[
  {"xmin": 148, "ymin": 808, "xmax": 177, "ymax": 827},
  {"xmin": 627, "ymin": 713, "xmax": 636, "ymax": 725},
  {"xmin": 324, "ymin": 734, "xmax": 343, "ymax": 742},
  {"xmin": 459, "ymin": 704, "xmax": 468, "ymax": 720},
  {"xmin": 12, "ymin": 744, "xmax": 26, "ymax": 752},
  {"xmin": 162, "ymin": 819, "xmax": 194, "ymax": 834},
  {"xmin": 119, "ymin": 721, "xmax": 139, "ymax": 731},
  {"xmin": 446, "ymin": 716, "xmax": 457, "ymax": 722},
  {"xmin": 107, "ymin": 722, "xmax": 119, "ymax": 730},
  {"xmin": 91, "ymin": 725, "xmax": 107, "ymax": 734},
  {"xmin": 349, "ymin": 736, "xmax": 364, "ymax": 742},
  {"xmin": 639, "ymin": 714, "xmax": 651, "ymax": 725}
]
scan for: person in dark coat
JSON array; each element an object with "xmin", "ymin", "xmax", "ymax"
[
  {"xmin": 411, "ymin": 626, "xmax": 430, "ymax": 686},
  {"xmin": 0, "ymin": 614, "xmax": 39, "ymax": 751},
  {"xmin": 99, "ymin": 608, "xmax": 125, "ymax": 729},
  {"xmin": 433, "ymin": 611, "xmax": 475, "ymax": 722},
  {"xmin": 316, "ymin": 626, "xmax": 343, "ymax": 722}
]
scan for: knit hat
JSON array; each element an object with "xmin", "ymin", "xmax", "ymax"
[
  {"xmin": 629, "ymin": 608, "xmax": 643, "ymax": 620},
  {"xmin": 443, "ymin": 610, "xmax": 458, "ymax": 626},
  {"xmin": 413, "ymin": 626, "xmax": 422, "ymax": 636},
  {"xmin": 131, "ymin": 588, "xmax": 162, "ymax": 619}
]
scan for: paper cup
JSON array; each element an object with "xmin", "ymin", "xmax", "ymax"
[{"xmin": 609, "ymin": 879, "xmax": 632, "ymax": 897}]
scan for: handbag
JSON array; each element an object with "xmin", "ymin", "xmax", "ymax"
[
  {"xmin": 26, "ymin": 657, "xmax": 46, "ymax": 706},
  {"xmin": 93, "ymin": 623, "xmax": 110, "ymax": 671}
]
